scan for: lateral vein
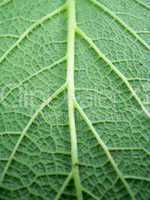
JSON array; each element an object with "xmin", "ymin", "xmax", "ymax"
[
  {"xmin": 0, "ymin": 83, "xmax": 67, "ymax": 183},
  {"xmin": 89, "ymin": 0, "xmax": 150, "ymax": 50},
  {"xmin": 76, "ymin": 27, "xmax": 150, "ymax": 119},
  {"xmin": 75, "ymin": 100, "xmax": 135, "ymax": 200},
  {"xmin": 55, "ymin": 171, "xmax": 73, "ymax": 200},
  {"xmin": 0, "ymin": 56, "xmax": 66, "ymax": 105},
  {"xmin": 0, "ymin": 3, "xmax": 67, "ymax": 64}
]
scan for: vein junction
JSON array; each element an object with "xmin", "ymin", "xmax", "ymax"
[
  {"xmin": 0, "ymin": 0, "xmax": 148, "ymax": 199},
  {"xmin": 66, "ymin": 0, "xmax": 137, "ymax": 199},
  {"xmin": 66, "ymin": 0, "xmax": 83, "ymax": 199}
]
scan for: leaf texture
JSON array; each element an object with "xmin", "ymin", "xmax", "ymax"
[{"xmin": 0, "ymin": 0, "xmax": 150, "ymax": 199}]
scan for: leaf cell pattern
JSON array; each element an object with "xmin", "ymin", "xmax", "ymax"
[{"xmin": 0, "ymin": 0, "xmax": 150, "ymax": 199}]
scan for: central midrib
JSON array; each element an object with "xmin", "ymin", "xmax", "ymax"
[{"xmin": 67, "ymin": 0, "xmax": 83, "ymax": 199}]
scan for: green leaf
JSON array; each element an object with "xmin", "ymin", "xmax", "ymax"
[{"xmin": 0, "ymin": 0, "xmax": 150, "ymax": 199}]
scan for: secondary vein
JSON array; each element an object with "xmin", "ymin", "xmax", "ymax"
[
  {"xmin": 75, "ymin": 100, "xmax": 135, "ymax": 200},
  {"xmin": 0, "ymin": 83, "xmax": 67, "ymax": 183},
  {"xmin": 0, "ymin": 56, "xmax": 66, "ymax": 105},
  {"xmin": 55, "ymin": 171, "xmax": 73, "ymax": 200},
  {"xmin": 76, "ymin": 27, "xmax": 150, "ymax": 119},
  {"xmin": 67, "ymin": 1, "xmax": 83, "ymax": 199},
  {"xmin": 0, "ymin": 3, "xmax": 67, "ymax": 64},
  {"xmin": 89, "ymin": 0, "xmax": 150, "ymax": 50}
]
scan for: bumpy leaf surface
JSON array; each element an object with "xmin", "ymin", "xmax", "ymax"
[{"xmin": 0, "ymin": 0, "xmax": 150, "ymax": 199}]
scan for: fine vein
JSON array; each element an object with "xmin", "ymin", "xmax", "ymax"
[
  {"xmin": 67, "ymin": 1, "xmax": 83, "ymax": 199},
  {"xmin": 75, "ymin": 100, "xmax": 135, "ymax": 200},
  {"xmin": 55, "ymin": 171, "xmax": 73, "ymax": 200},
  {"xmin": 76, "ymin": 27, "xmax": 150, "ymax": 119},
  {"xmin": 0, "ymin": 83, "xmax": 67, "ymax": 183},
  {"xmin": 0, "ymin": 3, "xmax": 67, "ymax": 64},
  {"xmin": 133, "ymin": 0, "xmax": 150, "ymax": 10},
  {"xmin": 0, "ymin": 34, "xmax": 19, "ymax": 39},
  {"xmin": 0, "ymin": 56, "xmax": 66, "ymax": 104},
  {"xmin": 125, "ymin": 176, "xmax": 150, "ymax": 182},
  {"xmin": 89, "ymin": 0, "xmax": 150, "ymax": 50},
  {"xmin": 0, "ymin": 0, "xmax": 12, "ymax": 8}
]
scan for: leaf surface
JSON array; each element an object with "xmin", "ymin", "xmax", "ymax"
[{"xmin": 0, "ymin": 0, "xmax": 150, "ymax": 199}]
